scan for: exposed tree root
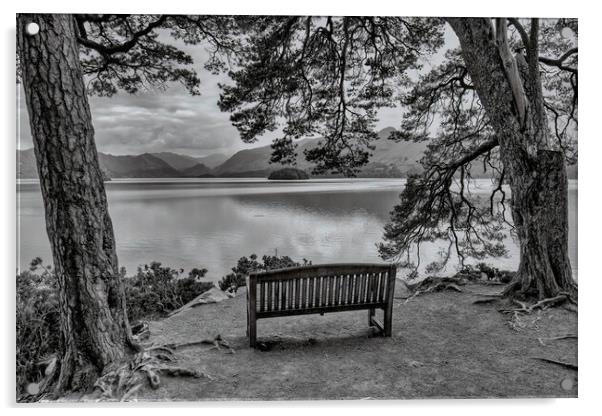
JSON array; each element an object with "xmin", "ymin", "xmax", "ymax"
[
  {"xmin": 537, "ymin": 334, "xmax": 577, "ymax": 346},
  {"xmin": 532, "ymin": 357, "xmax": 577, "ymax": 371},
  {"xmin": 131, "ymin": 321, "xmax": 150, "ymax": 343},
  {"xmin": 90, "ymin": 334, "xmax": 233, "ymax": 401},
  {"xmin": 150, "ymin": 334, "xmax": 235, "ymax": 354},
  {"xmin": 506, "ymin": 311, "xmax": 542, "ymax": 331},
  {"xmin": 93, "ymin": 346, "xmax": 214, "ymax": 401},
  {"xmin": 498, "ymin": 293, "xmax": 576, "ymax": 314},
  {"xmin": 404, "ymin": 277, "xmax": 464, "ymax": 303},
  {"xmin": 472, "ymin": 297, "xmax": 500, "ymax": 305}
]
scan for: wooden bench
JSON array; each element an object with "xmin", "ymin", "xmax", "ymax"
[{"xmin": 245, "ymin": 263, "xmax": 396, "ymax": 348}]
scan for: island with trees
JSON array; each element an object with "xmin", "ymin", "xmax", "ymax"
[{"xmin": 267, "ymin": 167, "xmax": 310, "ymax": 180}]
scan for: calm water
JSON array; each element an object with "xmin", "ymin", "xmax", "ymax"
[{"xmin": 17, "ymin": 178, "xmax": 578, "ymax": 281}]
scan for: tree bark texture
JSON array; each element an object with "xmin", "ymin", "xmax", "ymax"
[
  {"xmin": 17, "ymin": 14, "xmax": 134, "ymax": 393},
  {"xmin": 446, "ymin": 18, "xmax": 576, "ymax": 299}
]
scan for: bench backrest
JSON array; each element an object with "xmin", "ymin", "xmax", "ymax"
[{"xmin": 247, "ymin": 263, "xmax": 396, "ymax": 318}]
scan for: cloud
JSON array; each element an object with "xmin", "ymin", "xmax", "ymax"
[
  {"xmin": 17, "ymin": 31, "xmax": 417, "ymax": 157},
  {"xmin": 17, "ymin": 42, "xmax": 277, "ymax": 157}
]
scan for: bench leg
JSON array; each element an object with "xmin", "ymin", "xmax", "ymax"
[
  {"xmin": 249, "ymin": 318, "xmax": 257, "ymax": 348},
  {"xmin": 368, "ymin": 308, "xmax": 375, "ymax": 326},
  {"xmin": 248, "ymin": 278, "xmax": 258, "ymax": 348},
  {"xmin": 383, "ymin": 305, "xmax": 393, "ymax": 337}
]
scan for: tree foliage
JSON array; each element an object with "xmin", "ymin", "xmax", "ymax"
[
  {"xmin": 219, "ymin": 16, "xmax": 445, "ymax": 175},
  {"xmin": 16, "ymin": 14, "xmax": 242, "ymax": 96}
]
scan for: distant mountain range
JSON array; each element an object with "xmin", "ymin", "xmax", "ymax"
[
  {"xmin": 16, "ymin": 127, "xmax": 577, "ymax": 179},
  {"xmin": 213, "ymin": 127, "xmax": 427, "ymax": 178},
  {"xmin": 18, "ymin": 150, "xmax": 222, "ymax": 179}
]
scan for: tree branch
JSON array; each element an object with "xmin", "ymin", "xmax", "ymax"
[
  {"xmin": 539, "ymin": 47, "xmax": 578, "ymax": 74},
  {"xmin": 447, "ymin": 138, "xmax": 499, "ymax": 171},
  {"xmin": 76, "ymin": 15, "xmax": 168, "ymax": 56},
  {"xmin": 508, "ymin": 18, "xmax": 531, "ymax": 51}
]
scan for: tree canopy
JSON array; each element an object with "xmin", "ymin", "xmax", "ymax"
[
  {"xmin": 218, "ymin": 17, "xmax": 445, "ymax": 175},
  {"xmin": 217, "ymin": 17, "xmax": 578, "ymax": 276},
  {"xmin": 60, "ymin": 14, "xmax": 241, "ymax": 96}
]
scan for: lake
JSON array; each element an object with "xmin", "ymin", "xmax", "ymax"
[{"xmin": 17, "ymin": 178, "xmax": 578, "ymax": 281}]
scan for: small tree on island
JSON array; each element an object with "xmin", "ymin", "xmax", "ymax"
[
  {"xmin": 219, "ymin": 17, "xmax": 577, "ymax": 301},
  {"xmin": 17, "ymin": 13, "xmax": 239, "ymax": 396}
]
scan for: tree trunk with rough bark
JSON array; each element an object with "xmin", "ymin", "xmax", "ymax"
[
  {"xmin": 447, "ymin": 18, "xmax": 577, "ymax": 300},
  {"xmin": 17, "ymin": 14, "xmax": 136, "ymax": 394}
]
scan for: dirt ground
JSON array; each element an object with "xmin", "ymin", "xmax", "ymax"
[{"xmin": 135, "ymin": 281, "xmax": 577, "ymax": 401}]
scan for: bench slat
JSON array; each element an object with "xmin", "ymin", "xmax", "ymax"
[
  {"xmin": 378, "ymin": 272, "xmax": 385, "ymax": 302},
  {"xmin": 365, "ymin": 273, "xmax": 372, "ymax": 303},
  {"xmin": 353, "ymin": 273, "xmax": 360, "ymax": 304},
  {"xmin": 321, "ymin": 276, "xmax": 328, "ymax": 307},
  {"xmin": 366, "ymin": 273, "xmax": 377, "ymax": 303},
  {"xmin": 378, "ymin": 272, "xmax": 384, "ymax": 302},
  {"xmin": 314, "ymin": 277, "xmax": 320, "ymax": 308},
  {"xmin": 359, "ymin": 273, "xmax": 366, "ymax": 303},
  {"xmin": 294, "ymin": 279, "xmax": 298, "ymax": 309},
  {"xmin": 281, "ymin": 280, "xmax": 286, "ymax": 310},
  {"xmin": 334, "ymin": 275, "xmax": 341, "ymax": 306},
  {"xmin": 344, "ymin": 273, "xmax": 352, "ymax": 305},
  {"xmin": 259, "ymin": 281, "xmax": 265, "ymax": 312},
  {"xmin": 375, "ymin": 273, "xmax": 381, "ymax": 302},
  {"xmin": 308, "ymin": 276, "xmax": 314, "ymax": 308}
]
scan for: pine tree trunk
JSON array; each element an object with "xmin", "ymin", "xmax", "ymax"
[
  {"xmin": 447, "ymin": 18, "xmax": 577, "ymax": 299},
  {"xmin": 510, "ymin": 150, "xmax": 576, "ymax": 298},
  {"xmin": 17, "ymin": 14, "xmax": 136, "ymax": 394}
]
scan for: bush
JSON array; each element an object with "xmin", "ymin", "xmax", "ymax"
[
  {"xmin": 16, "ymin": 258, "xmax": 60, "ymax": 399},
  {"xmin": 455, "ymin": 262, "xmax": 515, "ymax": 283},
  {"xmin": 124, "ymin": 261, "xmax": 213, "ymax": 323},
  {"xmin": 218, "ymin": 254, "xmax": 311, "ymax": 291}
]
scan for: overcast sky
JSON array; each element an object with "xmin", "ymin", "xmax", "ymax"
[{"xmin": 17, "ymin": 24, "xmax": 456, "ymax": 158}]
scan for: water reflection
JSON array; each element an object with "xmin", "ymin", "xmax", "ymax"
[{"xmin": 17, "ymin": 178, "xmax": 577, "ymax": 281}]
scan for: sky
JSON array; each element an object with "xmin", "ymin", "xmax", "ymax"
[{"xmin": 16, "ymin": 23, "xmax": 455, "ymax": 158}]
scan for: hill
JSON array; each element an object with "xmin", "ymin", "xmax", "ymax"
[
  {"xmin": 99, "ymin": 153, "xmax": 182, "ymax": 178},
  {"xmin": 151, "ymin": 152, "xmax": 202, "ymax": 171},
  {"xmin": 215, "ymin": 127, "xmax": 427, "ymax": 177},
  {"xmin": 18, "ymin": 150, "xmax": 187, "ymax": 179},
  {"xmin": 180, "ymin": 163, "xmax": 214, "ymax": 177},
  {"xmin": 195, "ymin": 153, "xmax": 229, "ymax": 169},
  {"xmin": 16, "ymin": 126, "xmax": 579, "ymax": 180}
]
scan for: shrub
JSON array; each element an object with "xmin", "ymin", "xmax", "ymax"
[
  {"xmin": 124, "ymin": 261, "xmax": 213, "ymax": 323},
  {"xmin": 218, "ymin": 254, "xmax": 311, "ymax": 291},
  {"xmin": 16, "ymin": 258, "xmax": 60, "ymax": 399},
  {"xmin": 455, "ymin": 262, "xmax": 515, "ymax": 283}
]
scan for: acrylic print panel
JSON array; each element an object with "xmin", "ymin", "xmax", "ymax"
[{"xmin": 16, "ymin": 14, "xmax": 578, "ymax": 401}]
